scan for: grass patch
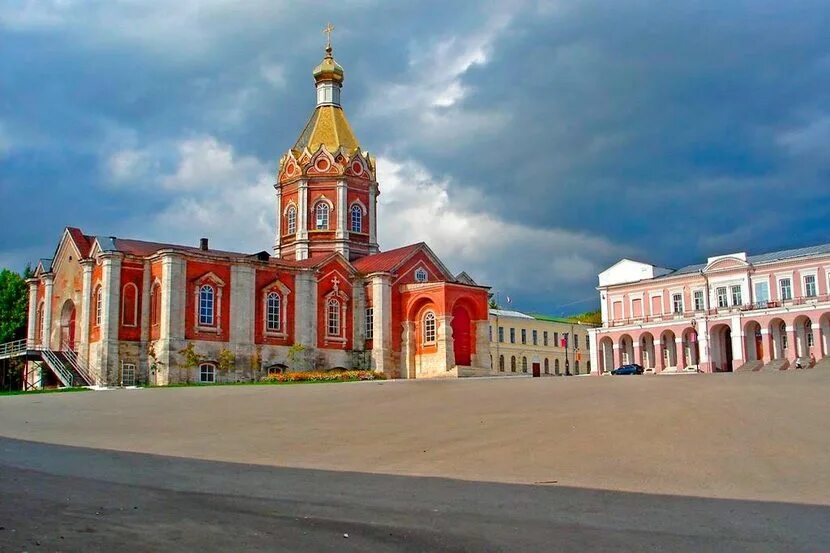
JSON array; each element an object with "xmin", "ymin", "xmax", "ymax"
[
  {"xmin": 148, "ymin": 370, "xmax": 386, "ymax": 388},
  {"xmin": 0, "ymin": 387, "xmax": 90, "ymax": 397}
]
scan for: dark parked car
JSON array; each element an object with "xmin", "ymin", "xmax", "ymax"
[{"xmin": 611, "ymin": 364, "xmax": 644, "ymax": 375}]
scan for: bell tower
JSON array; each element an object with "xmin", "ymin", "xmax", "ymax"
[{"xmin": 274, "ymin": 25, "xmax": 379, "ymax": 261}]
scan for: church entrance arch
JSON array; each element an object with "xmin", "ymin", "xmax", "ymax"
[
  {"xmin": 59, "ymin": 299, "xmax": 77, "ymax": 352},
  {"xmin": 451, "ymin": 304, "xmax": 472, "ymax": 366}
]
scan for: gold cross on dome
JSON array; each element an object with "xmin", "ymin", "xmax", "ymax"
[{"xmin": 323, "ymin": 23, "xmax": 335, "ymax": 48}]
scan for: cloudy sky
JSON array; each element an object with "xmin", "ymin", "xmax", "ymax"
[{"xmin": 1, "ymin": 0, "xmax": 829, "ymax": 315}]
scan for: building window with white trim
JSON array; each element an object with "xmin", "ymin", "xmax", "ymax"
[
  {"xmin": 266, "ymin": 292, "xmax": 281, "ymax": 332},
  {"xmin": 804, "ymin": 274, "xmax": 817, "ymax": 298},
  {"xmin": 510, "ymin": 356, "xmax": 516, "ymax": 372},
  {"xmin": 754, "ymin": 281, "xmax": 769, "ymax": 308},
  {"xmin": 365, "ymin": 307, "xmax": 373, "ymax": 340},
  {"xmin": 693, "ymin": 290, "xmax": 704, "ymax": 311},
  {"xmin": 532, "ymin": 329, "xmax": 538, "ymax": 345},
  {"xmin": 199, "ymin": 362, "xmax": 216, "ymax": 383},
  {"xmin": 521, "ymin": 329, "xmax": 527, "ymax": 344},
  {"xmin": 350, "ymin": 204, "xmax": 362, "ymax": 232},
  {"xmin": 716, "ymin": 287, "xmax": 728, "ymax": 308},
  {"xmin": 730, "ymin": 285, "xmax": 742, "ymax": 306},
  {"xmin": 327, "ymin": 299, "xmax": 341, "ymax": 337},
  {"xmin": 315, "ymin": 202, "xmax": 329, "ymax": 230},
  {"xmin": 510, "ymin": 328, "xmax": 515, "ymax": 344},
  {"xmin": 780, "ymin": 278, "xmax": 792, "ymax": 301},
  {"xmin": 807, "ymin": 328, "xmax": 815, "ymax": 347},
  {"xmin": 423, "ymin": 311, "xmax": 436, "ymax": 344},
  {"xmin": 499, "ymin": 355, "xmax": 504, "ymax": 371},
  {"xmin": 672, "ymin": 293, "xmax": 683, "ymax": 314},
  {"xmin": 498, "ymin": 326, "xmax": 504, "ymax": 342},
  {"xmin": 94, "ymin": 286, "xmax": 103, "ymax": 326},
  {"xmin": 781, "ymin": 322, "xmax": 788, "ymax": 350},
  {"xmin": 543, "ymin": 331, "xmax": 548, "ymax": 346},
  {"xmin": 121, "ymin": 363, "xmax": 136, "ymax": 386},
  {"xmin": 286, "ymin": 205, "xmax": 297, "ymax": 234},
  {"xmin": 414, "ymin": 268, "xmax": 428, "ymax": 283},
  {"xmin": 544, "ymin": 358, "xmax": 549, "ymax": 374},
  {"xmin": 199, "ymin": 285, "xmax": 215, "ymax": 326},
  {"xmin": 522, "ymin": 357, "xmax": 528, "ymax": 373}
]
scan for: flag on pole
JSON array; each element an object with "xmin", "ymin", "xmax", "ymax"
[{"xmin": 561, "ymin": 333, "xmax": 568, "ymax": 348}]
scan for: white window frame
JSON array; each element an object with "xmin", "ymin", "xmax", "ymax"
[
  {"xmin": 803, "ymin": 272, "xmax": 818, "ymax": 298},
  {"xmin": 199, "ymin": 284, "xmax": 215, "ymax": 326},
  {"xmin": 365, "ymin": 307, "xmax": 374, "ymax": 340},
  {"xmin": 327, "ymin": 298, "xmax": 341, "ymax": 337},
  {"xmin": 121, "ymin": 362, "xmax": 136, "ymax": 387},
  {"xmin": 199, "ymin": 362, "xmax": 216, "ymax": 383},
  {"xmin": 752, "ymin": 279, "xmax": 770, "ymax": 307},
  {"xmin": 778, "ymin": 276, "xmax": 793, "ymax": 301},
  {"xmin": 716, "ymin": 286, "xmax": 728, "ymax": 308},
  {"xmin": 423, "ymin": 311, "xmax": 437, "ymax": 345},
  {"xmin": 286, "ymin": 205, "xmax": 297, "ymax": 234},
  {"xmin": 315, "ymin": 201, "xmax": 330, "ymax": 230},
  {"xmin": 350, "ymin": 204, "xmax": 362, "ymax": 233},
  {"xmin": 521, "ymin": 328, "xmax": 527, "ymax": 344},
  {"xmin": 543, "ymin": 331, "xmax": 548, "ymax": 346},
  {"xmin": 692, "ymin": 289, "xmax": 705, "ymax": 311},
  {"xmin": 672, "ymin": 293, "xmax": 683, "ymax": 314},
  {"xmin": 94, "ymin": 285, "xmax": 103, "ymax": 326},
  {"xmin": 730, "ymin": 285, "xmax": 743, "ymax": 307},
  {"xmin": 265, "ymin": 292, "xmax": 281, "ymax": 332},
  {"xmin": 532, "ymin": 329, "xmax": 538, "ymax": 346}
]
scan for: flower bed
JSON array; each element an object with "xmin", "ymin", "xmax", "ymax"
[{"xmin": 260, "ymin": 370, "xmax": 385, "ymax": 383}]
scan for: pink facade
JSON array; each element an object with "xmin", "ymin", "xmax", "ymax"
[{"xmin": 589, "ymin": 245, "xmax": 830, "ymax": 374}]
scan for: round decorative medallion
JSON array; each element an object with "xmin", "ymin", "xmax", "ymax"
[
  {"xmin": 316, "ymin": 158, "xmax": 330, "ymax": 172},
  {"xmin": 351, "ymin": 161, "xmax": 363, "ymax": 175}
]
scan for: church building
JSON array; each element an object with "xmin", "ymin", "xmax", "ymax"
[{"xmin": 22, "ymin": 39, "xmax": 492, "ymax": 387}]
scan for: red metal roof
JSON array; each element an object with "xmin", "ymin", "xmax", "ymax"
[
  {"xmin": 66, "ymin": 227, "xmax": 93, "ymax": 257},
  {"xmin": 351, "ymin": 243, "xmax": 425, "ymax": 274}
]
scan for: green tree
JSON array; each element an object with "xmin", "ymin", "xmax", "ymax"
[{"xmin": 0, "ymin": 268, "xmax": 29, "ymax": 343}]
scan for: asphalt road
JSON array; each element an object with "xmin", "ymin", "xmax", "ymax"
[{"xmin": 1, "ymin": 438, "xmax": 828, "ymax": 552}]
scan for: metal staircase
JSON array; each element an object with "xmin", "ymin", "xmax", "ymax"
[{"xmin": 0, "ymin": 339, "xmax": 95, "ymax": 388}]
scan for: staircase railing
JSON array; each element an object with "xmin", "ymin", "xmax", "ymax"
[
  {"xmin": 40, "ymin": 349, "xmax": 75, "ymax": 387},
  {"xmin": 0, "ymin": 338, "xmax": 27, "ymax": 360},
  {"xmin": 61, "ymin": 350, "xmax": 96, "ymax": 386}
]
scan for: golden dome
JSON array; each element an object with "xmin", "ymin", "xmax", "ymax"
[
  {"xmin": 293, "ymin": 105, "xmax": 359, "ymax": 154},
  {"xmin": 313, "ymin": 46, "xmax": 344, "ymax": 84}
]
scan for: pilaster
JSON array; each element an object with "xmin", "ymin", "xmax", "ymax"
[
  {"xmin": 370, "ymin": 274, "xmax": 393, "ymax": 375},
  {"xmin": 295, "ymin": 179, "xmax": 310, "ymax": 260},
  {"xmin": 138, "ymin": 260, "xmax": 151, "ymax": 383},
  {"xmin": 156, "ymin": 253, "xmax": 186, "ymax": 384},
  {"xmin": 41, "ymin": 274, "xmax": 54, "ymax": 349},
  {"xmin": 293, "ymin": 270, "xmax": 317, "ymax": 348},
  {"xmin": 351, "ymin": 277, "xmax": 366, "ymax": 349},
  {"xmin": 230, "ymin": 264, "xmax": 256, "ymax": 370},
  {"xmin": 273, "ymin": 183, "xmax": 282, "ymax": 256},
  {"xmin": 26, "ymin": 278, "xmax": 38, "ymax": 348},
  {"xmin": 78, "ymin": 260, "xmax": 94, "ymax": 366},
  {"xmin": 98, "ymin": 254, "xmax": 122, "ymax": 385},
  {"xmin": 368, "ymin": 181, "xmax": 379, "ymax": 254}
]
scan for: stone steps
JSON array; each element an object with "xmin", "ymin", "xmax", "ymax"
[
  {"xmin": 764, "ymin": 358, "xmax": 790, "ymax": 371},
  {"xmin": 734, "ymin": 360, "xmax": 764, "ymax": 372}
]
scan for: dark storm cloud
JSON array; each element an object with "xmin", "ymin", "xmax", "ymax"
[{"xmin": 1, "ymin": 0, "xmax": 828, "ymax": 314}]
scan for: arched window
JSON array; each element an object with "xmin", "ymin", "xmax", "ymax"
[
  {"xmin": 94, "ymin": 286, "xmax": 103, "ymax": 326},
  {"xmin": 423, "ymin": 311, "xmax": 436, "ymax": 344},
  {"xmin": 199, "ymin": 285, "xmax": 215, "ymax": 326},
  {"xmin": 555, "ymin": 358, "xmax": 560, "ymax": 375},
  {"xmin": 350, "ymin": 204, "xmax": 362, "ymax": 232},
  {"xmin": 499, "ymin": 355, "xmax": 505, "ymax": 372},
  {"xmin": 266, "ymin": 292, "xmax": 281, "ymax": 332},
  {"xmin": 544, "ymin": 358, "xmax": 549, "ymax": 374},
  {"xmin": 150, "ymin": 282, "xmax": 161, "ymax": 327},
  {"xmin": 327, "ymin": 298, "xmax": 340, "ymax": 337},
  {"xmin": 315, "ymin": 202, "xmax": 329, "ymax": 230},
  {"xmin": 199, "ymin": 362, "xmax": 216, "ymax": 383},
  {"xmin": 522, "ymin": 356, "xmax": 528, "ymax": 373},
  {"xmin": 510, "ymin": 356, "xmax": 516, "ymax": 372},
  {"xmin": 121, "ymin": 283, "xmax": 138, "ymax": 327},
  {"xmin": 286, "ymin": 205, "xmax": 297, "ymax": 235}
]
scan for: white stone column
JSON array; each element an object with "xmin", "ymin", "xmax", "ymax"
[
  {"xmin": 156, "ymin": 253, "xmax": 186, "ymax": 385},
  {"xmin": 472, "ymin": 320, "xmax": 492, "ymax": 371},
  {"xmin": 98, "ymin": 254, "xmax": 122, "ymax": 385},
  {"xmin": 334, "ymin": 179, "xmax": 349, "ymax": 257},
  {"xmin": 400, "ymin": 321, "xmax": 415, "ymax": 379},
  {"xmin": 41, "ymin": 274, "xmax": 54, "ymax": 349},
  {"xmin": 370, "ymin": 273, "xmax": 393, "ymax": 375},
  {"xmin": 78, "ymin": 260, "xmax": 94, "ymax": 364},
  {"xmin": 589, "ymin": 330, "xmax": 600, "ymax": 374},
  {"xmin": 697, "ymin": 327, "xmax": 711, "ymax": 372},
  {"xmin": 296, "ymin": 179, "xmax": 309, "ymax": 260},
  {"xmin": 230, "ymin": 264, "xmax": 256, "ymax": 377},
  {"xmin": 26, "ymin": 279, "xmax": 38, "ymax": 348},
  {"xmin": 437, "ymin": 314, "xmax": 455, "ymax": 372},
  {"xmin": 730, "ymin": 314, "xmax": 744, "ymax": 363},
  {"xmin": 368, "ymin": 181, "xmax": 379, "ymax": 254},
  {"xmin": 273, "ymin": 183, "xmax": 282, "ymax": 257},
  {"xmin": 293, "ymin": 270, "xmax": 317, "ymax": 348}
]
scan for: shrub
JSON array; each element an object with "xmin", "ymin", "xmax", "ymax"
[{"xmin": 260, "ymin": 369, "xmax": 386, "ymax": 383}]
